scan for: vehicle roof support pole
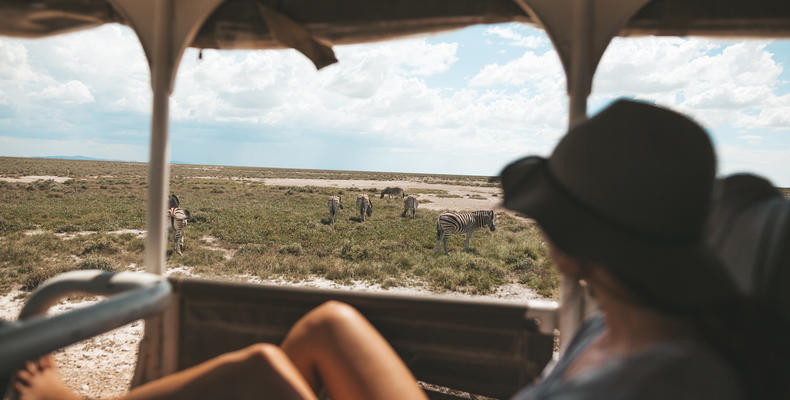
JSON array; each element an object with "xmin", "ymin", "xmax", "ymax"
[
  {"xmin": 104, "ymin": 0, "xmax": 224, "ymax": 384},
  {"xmin": 513, "ymin": 0, "xmax": 651, "ymax": 350}
]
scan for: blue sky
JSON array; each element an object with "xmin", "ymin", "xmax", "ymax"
[{"xmin": 0, "ymin": 23, "xmax": 789, "ymax": 185}]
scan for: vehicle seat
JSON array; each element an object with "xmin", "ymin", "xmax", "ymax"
[{"xmin": 707, "ymin": 173, "xmax": 790, "ymax": 322}]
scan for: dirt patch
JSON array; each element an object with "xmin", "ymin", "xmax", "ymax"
[
  {"xmin": 24, "ymin": 229, "xmax": 147, "ymax": 239},
  {"xmin": 0, "ymin": 175, "xmax": 72, "ymax": 183},
  {"xmin": 254, "ymin": 177, "xmax": 507, "ymax": 213},
  {"xmin": 199, "ymin": 236, "xmax": 234, "ymax": 260}
]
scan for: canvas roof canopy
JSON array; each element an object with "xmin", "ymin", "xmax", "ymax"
[{"xmin": 2, "ymin": 0, "xmax": 790, "ymax": 47}]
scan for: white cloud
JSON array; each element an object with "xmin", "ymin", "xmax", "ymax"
[
  {"xmin": 593, "ymin": 38, "xmax": 788, "ymax": 131},
  {"xmin": 0, "ymin": 41, "xmax": 34, "ymax": 83},
  {"xmin": 34, "ymin": 80, "xmax": 95, "ymax": 104},
  {"xmin": 469, "ymin": 49, "xmax": 562, "ymax": 87},
  {"xmin": 485, "ymin": 25, "xmax": 548, "ymax": 48}
]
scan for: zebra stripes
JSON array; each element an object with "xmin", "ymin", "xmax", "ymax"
[
  {"xmin": 328, "ymin": 195, "xmax": 343, "ymax": 225},
  {"xmin": 402, "ymin": 195, "xmax": 418, "ymax": 219},
  {"xmin": 169, "ymin": 207, "xmax": 188, "ymax": 255},
  {"xmin": 435, "ymin": 210, "xmax": 495, "ymax": 255},
  {"xmin": 356, "ymin": 194, "xmax": 373, "ymax": 222}
]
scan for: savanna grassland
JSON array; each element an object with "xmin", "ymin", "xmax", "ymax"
[{"xmin": 0, "ymin": 157, "xmax": 557, "ymax": 298}]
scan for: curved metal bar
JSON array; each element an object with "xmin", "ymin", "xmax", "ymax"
[{"xmin": 0, "ymin": 270, "xmax": 171, "ymax": 380}]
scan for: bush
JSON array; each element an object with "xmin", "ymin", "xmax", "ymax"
[
  {"xmin": 81, "ymin": 238, "xmax": 119, "ymax": 255},
  {"xmin": 21, "ymin": 265, "xmax": 71, "ymax": 290},
  {"xmin": 340, "ymin": 244, "xmax": 370, "ymax": 262},
  {"xmin": 79, "ymin": 255, "xmax": 117, "ymax": 271},
  {"xmin": 279, "ymin": 243, "xmax": 303, "ymax": 256}
]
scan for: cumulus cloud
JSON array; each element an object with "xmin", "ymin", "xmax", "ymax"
[
  {"xmin": 469, "ymin": 49, "xmax": 562, "ymax": 87},
  {"xmin": 34, "ymin": 80, "xmax": 95, "ymax": 104},
  {"xmin": 485, "ymin": 25, "xmax": 548, "ymax": 48},
  {"xmin": 593, "ymin": 38, "xmax": 787, "ymax": 131}
]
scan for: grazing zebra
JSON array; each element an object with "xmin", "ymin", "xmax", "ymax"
[
  {"xmin": 168, "ymin": 207, "xmax": 190, "ymax": 255},
  {"xmin": 435, "ymin": 210, "xmax": 495, "ymax": 255},
  {"xmin": 328, "ymin": 195, "xmax": 343, "ymax": 225},
  {"xmin": 356, "ymin": 194, "xmax": 373, "ymax": 222},
  {"xmin": 402, "ymin": 195, "xmax": 418, "ymax": 219},
  {"xmin": 380, "ymin": 187, "xmax": 404, "ymax": 199},
  {"xmin": 168, "ymin": 194, "xmax": 180, "ymax": 228}
]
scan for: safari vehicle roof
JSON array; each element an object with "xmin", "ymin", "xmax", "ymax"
[
  {"xmin": 2, "ymin": 0, "xmax": 790, "ymax": 45},
  {"xmin": 2, "ymin": 1, "xmax": 789, "ymax": 397}
]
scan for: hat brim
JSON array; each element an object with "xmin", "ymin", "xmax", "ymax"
[{"xmin": 501, "ymin": 156, "xmax": 737, "ymax": 312}]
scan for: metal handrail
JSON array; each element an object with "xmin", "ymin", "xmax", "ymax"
[{"xmin": 0, "ymin": 270, "xmax": 171, "ymax": 381}]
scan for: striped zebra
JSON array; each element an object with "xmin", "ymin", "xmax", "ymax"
[
  {"xmin": 168, "ymin": 207, "xmax": 189, "ymax": 255},
  {"xmin": 356, "ymin": 194, "xmax": 373, "ymax": 222},
  {"xmin": 402, "ymin": 195, "xmax": 418, "ymax": 219},
  {"xmin": 435, "ymin": 210, "xmax": 495, "ymax": 255},
  {"xmin": 328, "ymin": 195, "xmax": 343, "ymax": 225},
  {"xmin": 380, "ymin": 187, "xmax": 404, "ymax": 199}
]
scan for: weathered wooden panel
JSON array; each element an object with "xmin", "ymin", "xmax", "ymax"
[{"xmin": 172, "ymin": 277, "xmax": 554, "ymax": 399}]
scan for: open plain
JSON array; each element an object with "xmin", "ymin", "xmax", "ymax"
[{"xmin": 0, "ymin": 157, "xmax": 557, "ymax": 398}]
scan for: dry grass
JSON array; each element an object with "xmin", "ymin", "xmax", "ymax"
[{"xmin": 0, "ymin": 157, "xmax": 557, "ymax": 297}]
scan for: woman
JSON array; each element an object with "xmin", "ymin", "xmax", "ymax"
[{"xmin": 14, "ymin": 100, "xmax": 751, "ymax": 399}]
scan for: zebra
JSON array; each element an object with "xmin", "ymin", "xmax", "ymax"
[
  {"xmin": 356, "ymin": 194, "xmax": 373, "ymax": 222},
  {"xmin": 402, "ymin": 195, "xmax": 418, "ymax": 219},
  {"xmin": 328, "ymin": 195, "xmax": 343, "ymax": 225},
  {"xmin": 168, "ymin": 207, "xmax": 190, "ymax": 255},
  {"xmin": 435, "ymin": 210, "xmax": 495, "ymax": 255},
  {"xmin": 380, "ymin": 187, "xmax": 404, "ymax": 199},
  {"xmin": 168, "ymin": 194, "xmax": 180, "ymax": 228}
]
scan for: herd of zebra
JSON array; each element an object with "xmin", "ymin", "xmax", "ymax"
[
  {"xmin": 165, "ymin": 187, "xmax": 497, "ymax": 257},
  {"xmin": 327, "ymin": 187, "xmax": 415, "ymax": 225},
  {"xmin": 328, "ymin": 187, "xmax": 496, "ymax": 255}
]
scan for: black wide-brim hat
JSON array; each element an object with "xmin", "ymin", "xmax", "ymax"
[{"xmin": 500, "ymin": 100, "xmax": 738, "ymax": 313}]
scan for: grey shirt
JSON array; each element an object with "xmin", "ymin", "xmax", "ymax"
[{"xmin": 513, "ymin": 314, "xmax": 743, "ymax": 400}]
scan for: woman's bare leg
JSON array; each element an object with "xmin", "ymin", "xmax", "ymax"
[
  {"xmin": 281, "ymin": 301, "xmax": 427, "ymax": 400},
  {"xmin": 122, "ymin": 343, "xmax": 316, "ymax": 400},
  {"xmin": 16, "ymin": 344, "xmax": 317, "ymax": 400},
  {"xmin": 16, "ymin": 301, "xmax": 424, "ymax": 400}
]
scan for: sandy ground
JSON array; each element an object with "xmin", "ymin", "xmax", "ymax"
[
  {"xmin": 0, "ymin": 175, "xmax": 73, "ymax": 183},
  {"xmin": 259, "ymin": 177, "xmax": 505, "ymax": 212},
  {"xmin": 1, "ymin": 174, "xmax": 504, "ymax": 212}
]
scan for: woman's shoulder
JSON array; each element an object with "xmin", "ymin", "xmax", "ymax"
[
  {"xmin": 594, "ymin": 340, "xmax": 744, "ymax": 399},
  {"xmin": 513, "ymin": 315, "xmax": 744, "ymax": 400}
]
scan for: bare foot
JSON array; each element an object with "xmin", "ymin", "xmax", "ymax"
[{"xmin": 14, "ymin": 356, "xmax": 82, "ymax": 400}]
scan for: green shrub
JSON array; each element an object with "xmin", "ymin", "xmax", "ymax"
[
  {"xmin": 279, "ymin": 243, "xmax": 303, "ymax": 256},
  {"xmin": 79, "ymin": 255, "xmax": 117, "ymax": 271}
]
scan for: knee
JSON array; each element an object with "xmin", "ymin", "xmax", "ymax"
[
  {"xmin": 299, "ymin": 301, "xmax": 364, "ymax": 332},
  {"xmin": 238, "ymin": 343, "xmax": 285, "ymax": 370},
  {"xmin": 316, "ymin": 301, "xmax": 361, "ymax": 322}
]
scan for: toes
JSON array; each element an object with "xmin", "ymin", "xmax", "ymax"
[
  {"xmin": 25, "ymin": 361, "xmax": 38, "ymax": 374},
  {"xmin": 16, "ymin": 369, "xmax": 33, "ymax": 385},
  {"xmin": 14, "ymin": 380, "xmax": 30, "ymax": 393}
]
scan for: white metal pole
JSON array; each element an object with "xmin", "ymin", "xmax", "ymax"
[
  {"xmin": 144, "ymin": 0, "xmax": 173, "ymax": 276},
  {"xmin": 559, "ymin": 0, "xmax": 593, "ymax": 350}
]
